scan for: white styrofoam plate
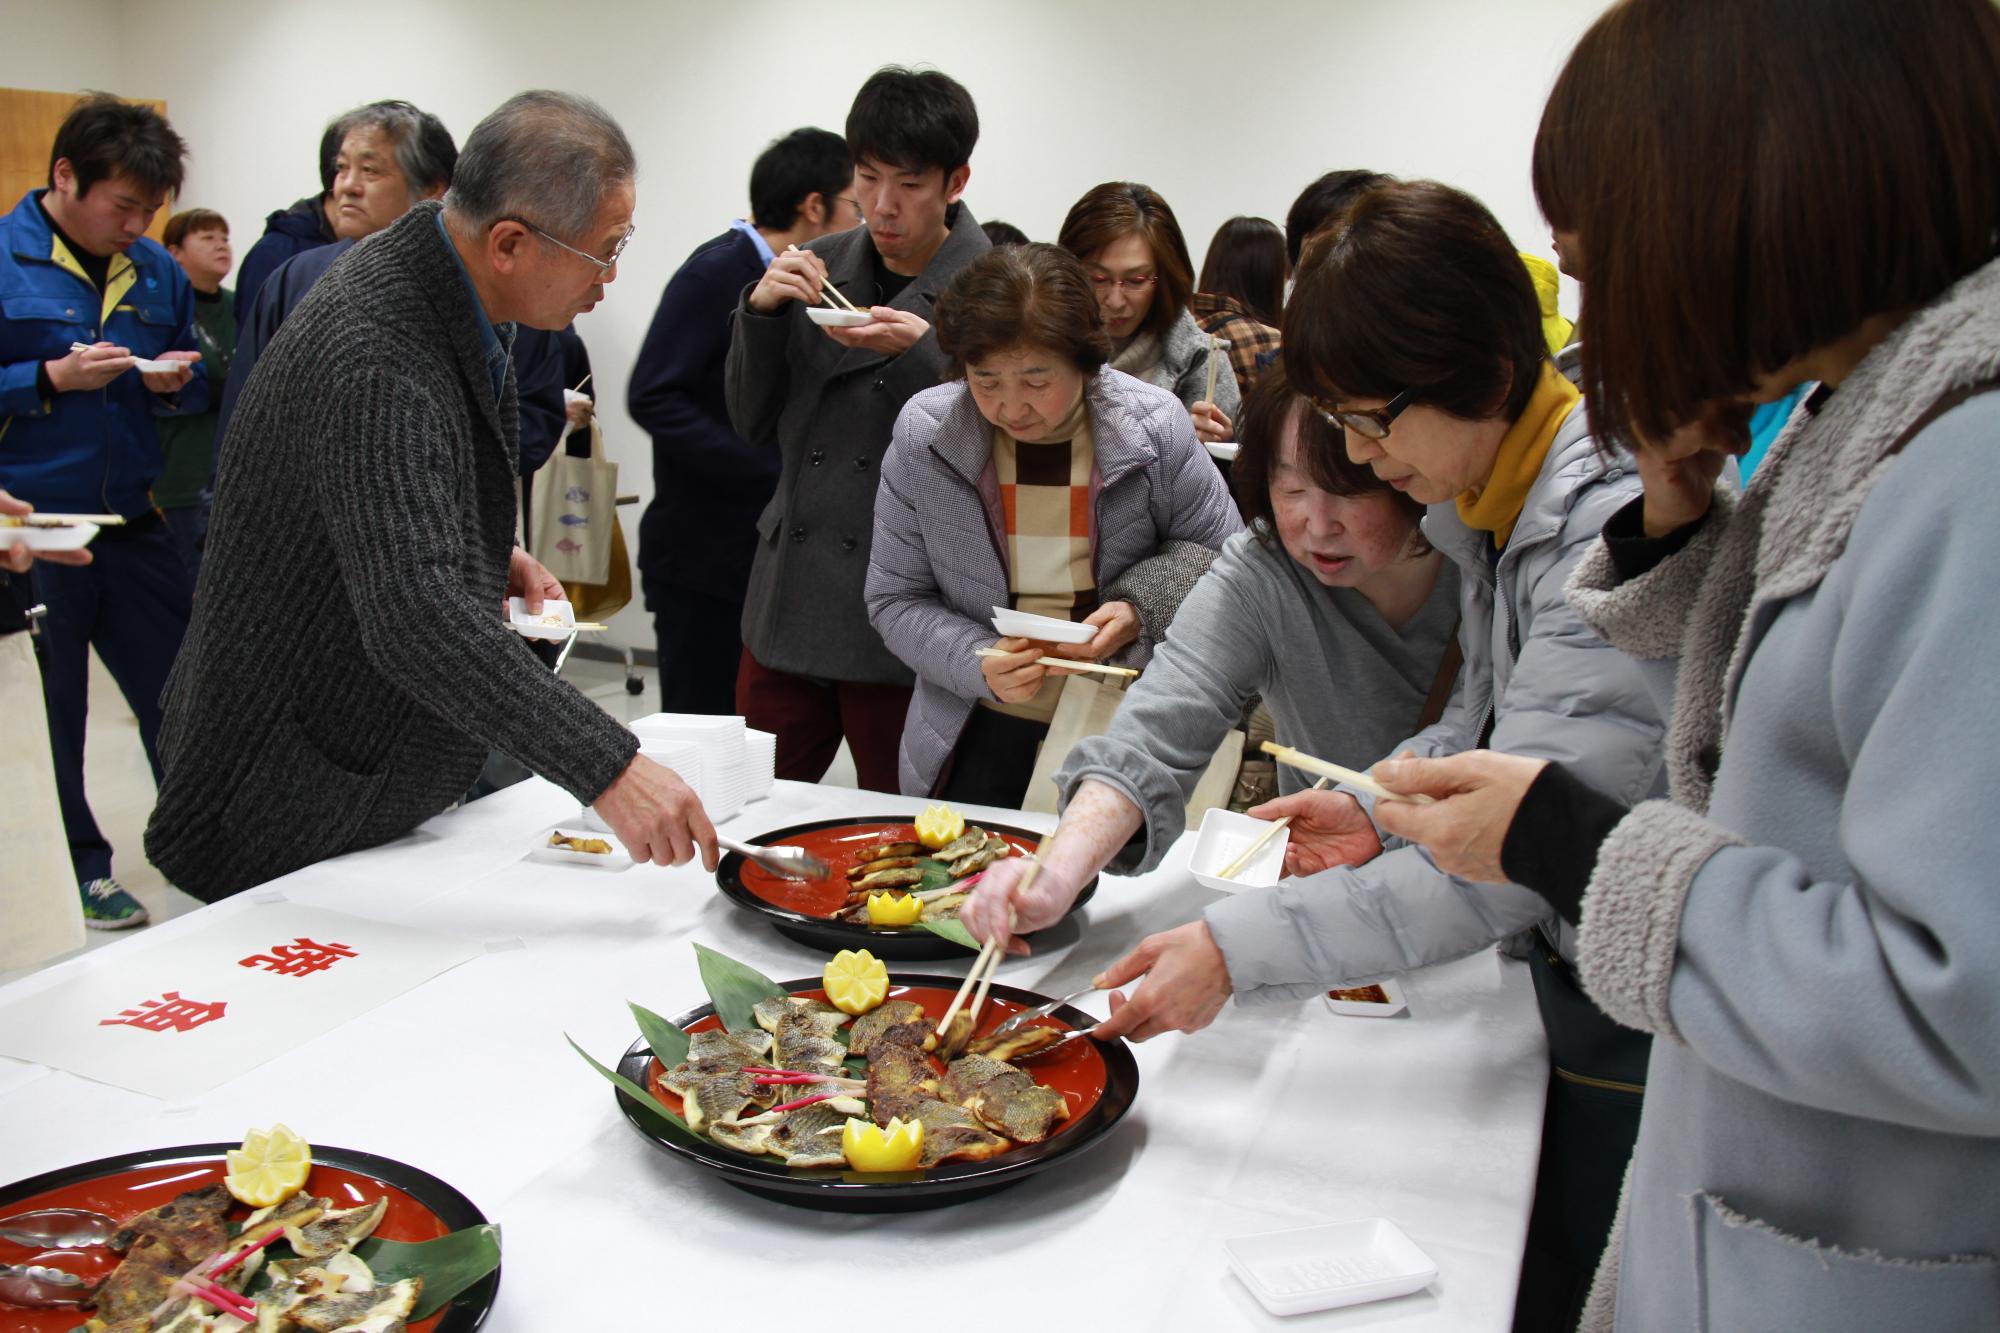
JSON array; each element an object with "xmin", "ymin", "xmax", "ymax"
[
  {"xmin": 508, "ymin": 596, "xmax": 575, "ymax": 641},
  {"xmin": 0, "ymin": 519, "xmax": 99, "ymax": 551},
  {"xmin": 129, "ymin": 355, "xmax": 185, "ymax": 374},
  {"xmin": 528, "ymin": 826, "xmax": 632, "ymax": 870},
  {"xmin": 1325, "ymin": 975, "xmax": 1409, "ymax": 1017},
  {"xmin": 1225, "ymin": 1217, "xmax": 1437, "ymax": 1316},
  {"xmin": 1205, "ymin": 440, "xmax": 1240, "ymax": 462},
  {"xmin": 1187, "ymin": 807, "xmax": 1290, "ymax": 893},
  {"xmin": 805, "ymin": 307, "xmax": 875, "ymax": 328},
  {"xmin": 990, "ymin": 605, "xmax": 1095, "ymax": 645}
]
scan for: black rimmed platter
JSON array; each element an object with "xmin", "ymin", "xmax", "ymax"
[
  {"xmin": 613, "ymin": 974, "xmax": 1138, "ymax": 1212},
  {"xmin": 0, "ymin": 1143, "xmax": 499, "ymax": 1331},
  {"xmin": 715, "ymin": 814, "xmax": 1099, "ymax": 959}
]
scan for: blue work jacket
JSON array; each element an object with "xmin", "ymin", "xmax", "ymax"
[{"xmin": 0, "ymin": 189, "xmax": 207, "ymax": 516}]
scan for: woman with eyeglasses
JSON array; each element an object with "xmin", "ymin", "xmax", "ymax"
[
  {"xmin": 866, "ymin": 243, "xmax": 1238, "ymax": 805},
  {"xmin": 1058, "ymin": 182, "xmax": 1238, "ymax": 446},
  {"xmin": 965, "ymin": 178, "xmax": 1669, "ymax": 1325}
]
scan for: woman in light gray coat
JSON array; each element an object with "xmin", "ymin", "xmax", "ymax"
[
  {"xmin": 1058, "ymin": 182, "xmax": 1239, "ymax": 446},
  {"xmin": 866, "ymin": 244, "xmax": 1239, "ymax": 804},
  {"xmin": 1368, "ymin": 3, "xmax": 2000, "ymax": 1328}
]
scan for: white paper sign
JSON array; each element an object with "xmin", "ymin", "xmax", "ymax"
[{"xmin": 0, "ymin": 904, "xmax": 482, "ymax": 1101}]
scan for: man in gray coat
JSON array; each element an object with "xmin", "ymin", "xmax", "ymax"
[
  {"xmin": 146, "ymin": 92, "xmax": 717, "ymax": 900},
  {"xmin": 725, "ymin": 66, "xmax": 989, "ymax": 792}
]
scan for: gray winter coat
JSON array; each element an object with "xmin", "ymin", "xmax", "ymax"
[
  {"xmin": 1204, "ymin": 404, "xmax": 1667, "ymax": 992},
  {"xmin": 1125, "ymin": 308, "xmax": 1242, "ymax": 421},
  {"xmin": 725, "ymin": 207, "xmax": 989, "ymax": 685},
  {"xmin": 1565, "ymin": 257, "xmax": 2000, "ymax": 1332},
  {"xmin": 866, "ymin": 369, "xmax": 1241, "ymax": 796}
]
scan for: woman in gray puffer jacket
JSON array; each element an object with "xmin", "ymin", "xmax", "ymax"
[{"xmin": 866, "ymin": 244, "xmax": 1239, "ymax": 804}]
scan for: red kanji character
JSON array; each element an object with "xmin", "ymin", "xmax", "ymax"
[
  {"xmin": 98, "ymin": 992, "xmax": 227, "ymax": 1032},
  {"xmin": 237, "ymin": 937, "xmax": 358, "ymax": 978}
]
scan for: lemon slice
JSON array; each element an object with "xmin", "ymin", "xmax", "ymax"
[
  {"xmin": 866, "ymin": 891, "xmax": 924, "ymax": 927},
  {"xmin": 913, "ymin": 803, "xmax": 965, "ymax": 851},
  {"xmin": 823, "ymin": 948, "xmax": 889, "ymax": 1015},
  {"xmin": 224, "ymin": 1123, "xmax": 312, "ymax": 1207},
  {"xmin": 842, "ymin": 1116, "xmax": 924, "ymax": 1171}
]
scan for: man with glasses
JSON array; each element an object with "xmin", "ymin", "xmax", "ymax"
[
  {"xmin": 147, "ymin": 92, "xmax": 720, "ymax": 900},
  {"xmin": 725, "ymin": 68, "xmax": 989, "ymax": 791},
  {"xmin": 632, "ymin": 126, "xmax": 857, "ymax": 716}
]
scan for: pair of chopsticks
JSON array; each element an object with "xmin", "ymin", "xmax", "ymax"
[
  {"xmin": 3, "ymin": 512, "xmax": 125, "ymax": 526},
  {"xmin": 1201, "ymin": 333, "xmax": 1232, "ymax": 408},
  {"xmin": 786, "ymin": 243, "xmax": 863, "ymax": 313},
  {"xmin": 1260, "ymin": 741, "xmax": 1433, "ymax": 805},
  {"xmin": 1216, "ymin": 776, "xmax": 1330, "ymax": 880},
  {"xmin": 934, "ymin": 832, "xmax": 1052, "ymax": 1038},
  {"xmin": 974, "ymin": 647, "xmax": 1138, "ymax": 680}
]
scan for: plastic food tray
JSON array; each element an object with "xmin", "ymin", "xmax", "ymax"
[{"xmin": 1225, "ymin": 1217, "xmax": 1437, "ymax": 1315}]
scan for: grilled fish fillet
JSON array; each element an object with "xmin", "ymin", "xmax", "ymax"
[
  {"xmin": 849, "ymin": 999, "xmax": 928, "ymax": 1057},
  {"xmin": 930, "ymin": 827, "xmax": 990, "ymax": 863},
  {"xmin": 752, "ymin": 995, "xmax": 846, "ymax": 1037},
  {"xmin": 90, "ymin": 1185, "xmax": 235, "ymax": 1324},
  {"xmin": 289, "ymin": 1276, "xmax": 421, "ymax": 1332},
  {"xmin": 847, "ymin": 855, "xmax": 920, "ymax": 880},
  {"xmin": 940, "ymin": 1053, "xmax": 1072, "ymax": 1143},
  {"xmin": 851, "ymin": 866, "xmax": 926, "ymax": 891},
  {"xmin": 851, "ymin": 841, "xmax": 921, "ymax": 864},
  {"xmin": 966, "ymin": 1024, "xmax": 1065, "ymax": 1062},
  {"xmin": 770, "ymin": 1101, "xmax": 852, "ymax": 1168}
]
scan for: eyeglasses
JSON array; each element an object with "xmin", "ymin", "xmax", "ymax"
[
  {"xmin": 500, "ymin": 215, "xmax": 635, "ymax": 275},
  {"xmin": 835, "ymin": 195, "xmax": 862, "ymax": 216},
  {"xmin": 1313, "ymin": 386, "xmax": 1417, "ymax": 439},
  {"xmin": 1089, "ymin": 273, "xmax": 1158, "ymax": 293}
]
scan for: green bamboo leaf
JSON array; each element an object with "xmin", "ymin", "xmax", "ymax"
[
  {"xmin": 920, "ymin": 918, "xmax": 978, "ymax": 950},
  {"xmin": 353, "ymin": 1225, "xmax": 502, "ymax": 1320},
  {"xmin": 628, "ymin": 1000, "xmax": 690, "ymax": 1069},
  {"xmin": 693, "ymin": 941, "xmax": 788, "ymax": 1034},
  {"xmin": 917, "ymin": 859, "xmax": 955, "ymax": 891},
  {"xmin": 566, "ymin": 1033, "xmax": 694, "ymax": 1139}
]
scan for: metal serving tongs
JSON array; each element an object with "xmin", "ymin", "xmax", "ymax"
[
  {"xmin": 990, "ymin": 985, "xmax": 1103, "ymax": 1037},
  {"xmin": 0, "ymin": 1208, "xmax": 118, "ymax": 1248},
  {"xmin": 0, "ymin": 1261, "xmax": 94, "ymax": 1309},
  {"xmin": 717, "ymin": 835, "xmax": 831, "ymax": 882}
]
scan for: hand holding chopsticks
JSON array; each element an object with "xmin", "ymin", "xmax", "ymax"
[
  {"xmin": 1260, "ymin": 741, "xmax": 1434, "ymax": 805},
  {"xmin": 975, "ymin": 647, "xmax": 1137, "ymax": 679},
  {"xmin": 785, "ymin": 243, "xmax": 862, "ymax": 312},
  {"xmin": 936, "ymin": 832, "xmax": 1052, "ymax": 1039},
  {"xmin": 1215, "ymin": 777, "xmax": 1330, "ymax": 880}
]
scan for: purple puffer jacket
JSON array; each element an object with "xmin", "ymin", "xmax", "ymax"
[{"xmin": 866, "ymin": 367, "xmax": 1242, "ymax": 796}]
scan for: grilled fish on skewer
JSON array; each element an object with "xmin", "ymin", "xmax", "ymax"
[
  {"xmin": 931, "ymin": 827, "xmax": 990, "ymax": 863},
  {"xmin": 849, "ymin": 999, "xmax": 928, "ymax": 1057},
  {"xmin": 941, "ymin": 1054, "xmax": 1071, "ymax": 1142},
  {"xmin": 846, "ymin": 855, "xmax": 920, "ymax": 880},
  {"xmin": 850, "ymin": 841, "xmax": 921, "ymax": 864}
]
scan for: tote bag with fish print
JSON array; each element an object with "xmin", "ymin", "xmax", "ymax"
[{"xmin": 530, "ymin": 419, "xmax": 617, "ymax": 585}]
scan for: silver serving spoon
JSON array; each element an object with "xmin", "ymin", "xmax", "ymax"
[
  {"xmin": 0, "ymin": 1208, "xmax": 119, "ymax": 1248},
  {"xmin": 717, "ymin": 836, "xmax": 830, "ymax": 881},
  {"xmin": 0, "ymin": 1261, "xmax": 93, "ymax": 1309}
]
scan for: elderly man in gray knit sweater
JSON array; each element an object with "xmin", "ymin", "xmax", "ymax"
[{"xmin": 147, "ymin": 92, "xmax": 715, "ymax": 900}]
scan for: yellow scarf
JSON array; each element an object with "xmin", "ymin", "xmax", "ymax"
[{"xmin": 1455, "ymin": 362, "xmax": 1580, "ymax": 547}]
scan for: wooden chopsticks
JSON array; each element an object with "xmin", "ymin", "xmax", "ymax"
[
  {"xmin": 1215, "ymin": 776, "xmax": 1330, "ymax": 880},
  {"xmin": 5, "ymin": 512, "xmax": 125, "ymax": 526},
  {"xmin": 1259, "ymin": 741, "xmax": 1433, "ymax": 805},
  {"xmin": 786, "ymin": 243, "xmax": 863, "ymax": 313},
  {"xmin": 935, "ymin": 831, "xmax": 1052, "ymax": 1038},
  {"xmin": 974, "ymin": 648, "xmax": 1138, "ymax": 679}
]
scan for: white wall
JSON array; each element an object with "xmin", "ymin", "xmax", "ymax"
[{"xmin": 3, "ymin": 0, "xmax": 1605, "ymax": 650}]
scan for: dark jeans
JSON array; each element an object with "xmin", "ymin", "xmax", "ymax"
[
  {"xmin": 735, "ymin": 647, "xmax": 909, "ymax": 794},
  {"xmin": 937, "ymin": 705, "xmax": 1047, "ymax": 809},
  {"xmin": 646, "ymin": 578, "xmax": 743, "ymax": 716},
  {"xmin": 32, "ymin": 516, "xmax": 193, "ymax": 883},
  {"xmin": 160, "ymin": 503, "xmax": 207, "ymax": 580}
]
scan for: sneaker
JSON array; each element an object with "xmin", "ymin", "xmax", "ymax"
[{"xmin": 80, "ymin": 877, "xmax": 149, "ymax": 930}]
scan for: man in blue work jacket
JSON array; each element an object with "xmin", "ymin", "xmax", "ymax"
[{"xmin": 0, "ymin": 94, "xmax": 206, "ymax": 930}]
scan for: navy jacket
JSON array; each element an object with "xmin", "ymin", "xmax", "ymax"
[
  {"xmin": 0, "ymin": 190, "xmax": 207, "ymax": 516},
  {"xmin": 631, "ymin": 226, "xmax": 776, "ymax": 602},
  {"xmin": 233, "ymin": 194, "xmax": 337, "ymax": 324},
  {"xmin": 214, "ymin": 237, "xmax": 349, "ymax": 486}
]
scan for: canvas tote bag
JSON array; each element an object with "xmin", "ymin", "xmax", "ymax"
[{"xmin": 529, "ymin": 419, "xmax": 617, "ymax": 586}]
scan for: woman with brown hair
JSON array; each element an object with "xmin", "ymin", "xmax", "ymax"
[
  {"xmin": 866, "ymin": 243, "xmax": 1239, "ymax": 806},
  {"xmin": 942, "ymin": 359, "xmax": 1456, "ymax": 908},
  {"xmin": 1058, "ymin": 182, "xmax": 1238, "ymax": 444},
  {"xmin": 1193, "ymin": 215, "xmax": 1287, "ymax": 400},
  {"xmin": 1354, "ymin": 1, "xmax": 2000, "ymax": 1327}
]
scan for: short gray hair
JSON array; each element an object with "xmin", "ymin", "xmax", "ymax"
[
  {"xmin": 444, "ymin": 91, "xmax": 635, "ymax": 244},
  {"xmin": 336, "ymin": 100, "xmax": 458, "ymax": 196}
]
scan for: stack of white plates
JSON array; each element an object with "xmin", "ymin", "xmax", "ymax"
[
  {"xmin": 601, "ymin": 713, "xmax": 776, "ymax": 821},
  {"xmin": 745, "ymin": 729, "xmax": 777, "ymax": 801}
]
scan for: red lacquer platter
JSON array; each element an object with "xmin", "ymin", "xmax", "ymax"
[{"xmin": 0, "ymin": 1146, "xmax": 497, "ymax": 1331}]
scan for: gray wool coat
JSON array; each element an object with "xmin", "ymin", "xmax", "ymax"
[
  {"xmin": 1565, "ymin": 257, "xmax": 2000, "ymax": 1331},
  {"xmin": 145, "ymin": 204, "xmax": 638, "ymax": 900},
  {"xmin": 725, "ymin": 206, "xmax": 990, "ymax": 685},
  {"xmin": 1120, "ymin": 307, "xmax": 1242, "ymax": 421},
  {"xmin": 865, "ymin": 369, "xmax": 1241, "ymax": 796},
  {"xmin": 1204, "ymin": 404, "xmax": 1668, "ymax": 992}
]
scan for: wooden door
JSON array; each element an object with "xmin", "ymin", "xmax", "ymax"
[{"xmin": 0, "ymin": 87, "xmax": 172, "ymax": 242}]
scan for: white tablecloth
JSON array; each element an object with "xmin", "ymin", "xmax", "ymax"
[{"xmin": 0, "ymin": 779, "xmax": 1548, "ymax": 1330}]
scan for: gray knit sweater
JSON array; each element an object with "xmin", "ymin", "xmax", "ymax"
[{"xmin": 146, "ymin": 203, "xmax": 638, "ymax": 900}]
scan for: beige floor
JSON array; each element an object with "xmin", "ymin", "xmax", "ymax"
[{"xmin": 12, "ymin": 649, "xmax": 855, "ymax": 985}]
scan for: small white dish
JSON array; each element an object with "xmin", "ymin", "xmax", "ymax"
[
  {"xmin": 1204, "ymin": 441, "xmax": 1240, "ymax": 462},
  {"xmin": 508, "ymin": 596, "xmax": 575, "ymax": 641},
  {"xmin": 806, "ymin": 307, "xmax": 875, "ymax": 328},
  {"xmin": 1189, "ymin": 807, "xmax": 1289, "ymax": 893},
  {"xmin": 0, "ymin": 519, "xmax": 99, "ymax": 552},
  {"xmin": 1225, "ymin": 1217, "xmax": 1437, "ymax": 1316},
  {"xmin": 1325, "ymin": 975, "xmax": 1409, "ymax": 1017},
  {"xmin": 990, "ymin": 606, "xmax": 1095, "ymax": 645},
  {"xmin": 129, "ymin": 355, "xmax": 183, "ymax": 374},
  {"xmin": 529, "ymin": 826, "xmax": 632, "ymax": 870}
]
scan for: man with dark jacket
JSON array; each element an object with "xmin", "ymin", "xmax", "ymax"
[
  {"xmin": 147, "ymin": 92, "xmax": 717, "ymax": 899},
  {"xmin": 232, "ymin": 113, "xmax": 348, "ymax": 323},
  {"xmin": 725, "ymin": 68, "xmax": 988, "ymax": 790},
  {"xmin": 0, "ymin": 95, "xmax": 206, "ymax": 929},
  {"xmin": 631, "ymin": 126, "xmax": 857, "ymax": 715}
]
